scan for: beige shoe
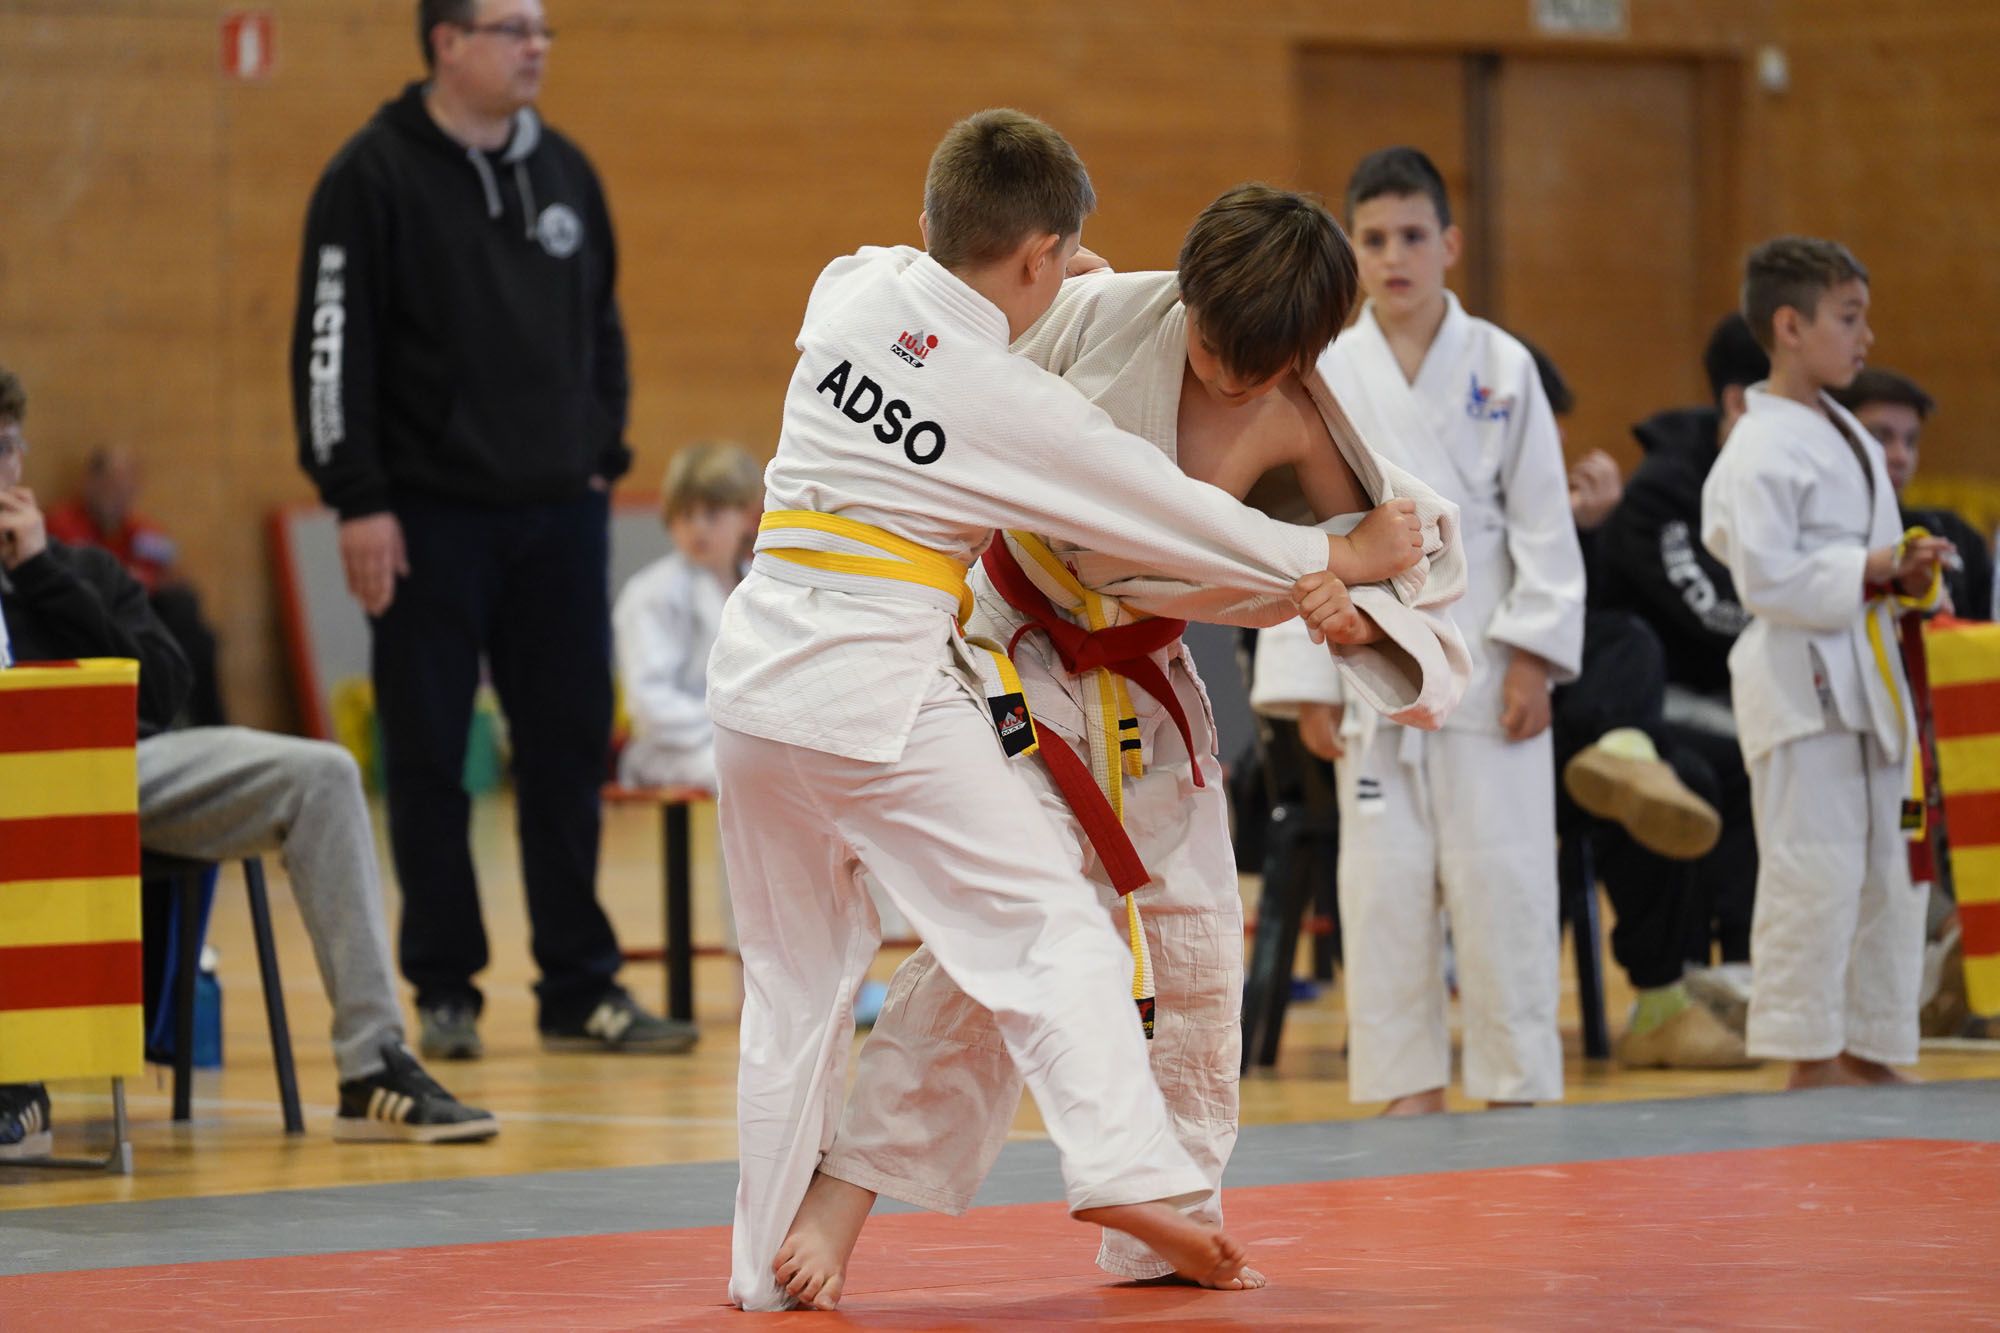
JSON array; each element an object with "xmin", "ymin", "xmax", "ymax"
[
  {"xmin": 1565, "ymin": 729, "xmax": 1722, "ymax": 861},
  {"xmin": 1683, "ymin": 963, "xmax": 1752, "ymax": 1035},
  {"xmin": 1616, "ymin": 1000, "xmax": 1759, "ymax": 1069},
  {"xmin": 1920, "ymin": 925, "xmax": 1970, "ymax": 1038}
]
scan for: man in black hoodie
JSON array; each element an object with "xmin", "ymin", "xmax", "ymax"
[
  {"xmin": 0, "ymin": 363, "xmax": 494, "ymax": 1155},
  {"xmin": 1587, "ymin": 313, "xmax": 1769, "ymax": 1056},
  {"xmin": 291, "ymin": 2, "xmax": 690, "ymax": 1058}
]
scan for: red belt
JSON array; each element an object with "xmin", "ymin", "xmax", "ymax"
[{"xmin": 981, "ymin": 540, "xmax": 1203, "ymax": 896}]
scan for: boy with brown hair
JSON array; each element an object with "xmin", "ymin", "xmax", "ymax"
[
  {"xmin": 1254, "ymin": 146, "xmax": 1586, "ymax": 1114},
  {"xmin": 707, "ymin": 111, "xmax": 1422, "ymax": 1309},
  {"xmin": 1702, "ymin": 237, "xmax": 1952, "ymax": 1088},
  {"xmin": 800, "ymin": 183, "xmax": 1467, "ymax": 1298}
]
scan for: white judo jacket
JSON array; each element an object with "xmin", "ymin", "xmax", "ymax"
[
  {"xmin": 1253, "ymin": 293, "xmax": 1584, "ymax": 738},
  {"xmin": 612, "ymin": 551, "xmax": 730, "ymax": 787},
  {"xmin": 705, "ymin": 247, "xmax": 1333, "ymax": 763},
  {"xmin": 1701, "ymin": 386, "xmax": 1935, "ymax": 765},
  {"xmin": 1001, "ymin": 270, "xmax": 1470, "ymax": 729}
]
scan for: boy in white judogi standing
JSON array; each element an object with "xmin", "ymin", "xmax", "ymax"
[
  {"xmin": 1701, "ymin": 237, "xmax": 1948, "ymax": 1088},
  {"xmin": 613, "ymin": 441, "xmax": 761, "ymax": 791},
  {"xmin": 706, "ymin": 112, "xmax": 1425, "ymax": 1310},
  {"xmin": 805, "ymin": 185, "xmax": 1471, "ymax": 1294},
  {"xmin": 1253, "ymin": 147, "xmax": 1585, "ymax": 1114}
]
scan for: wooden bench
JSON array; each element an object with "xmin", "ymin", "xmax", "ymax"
[{"xmin": 603, "ymin": 784, "xmax": 712, "ymax": 1023}]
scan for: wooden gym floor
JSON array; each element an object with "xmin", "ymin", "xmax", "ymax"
[{"xmin": 3, "ymin": 793, "xmax": 1998, "ymax": 1326}]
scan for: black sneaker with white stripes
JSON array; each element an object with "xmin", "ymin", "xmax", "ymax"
[
  {"xmin": 540, "ymin": 990, "xmax": 698, "ymax": 1054},
  {"xmin": 0, "ymin": 1083, "xmax": 52, "ymax": 1161},
  {"xmin": 332, "ymin": 1042, "xmax": 499, "ymax": 1144}
]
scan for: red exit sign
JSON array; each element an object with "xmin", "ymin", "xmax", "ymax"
[{"xmin": 221, "ymin": 11, "xmax": 276, "ymax": 80}]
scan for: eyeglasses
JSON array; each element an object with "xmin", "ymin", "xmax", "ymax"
[
  {"xmin": 0, "ymin": 432, "xmax": 26, "ymax": 462},
  {"xmin": 458, "ymin": 19, "xmax": 557, "ymax": 43}
]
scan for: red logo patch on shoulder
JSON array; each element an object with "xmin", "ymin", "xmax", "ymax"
[{"xmin": 891, "ymin": 330, "xmax": 938, "ymax": 369}]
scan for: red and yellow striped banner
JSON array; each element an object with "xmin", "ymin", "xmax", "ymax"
[
  {"xmin": 1924, "ymin": 621, "xmax": 2000, "ymax": 1016},
  {"xmin": 0, "ymin": 660, "xmax": 144, "ymax": 1081}
]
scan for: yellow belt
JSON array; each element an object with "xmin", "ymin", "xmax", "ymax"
[
  {"xmin": 757, "ymin": 509, "xmax": 1035, "ymax": 752},
  {"xmin": 1866, "ymin": 526, "xmax": 1943, "ymax": 838},
  {"xmin": 759, "ymin": 510, "xmax": 975, "ymax": 625},
  {"xmin": 1005, "ymin": 533, "xmax": 1155, "ymax": 1029}
]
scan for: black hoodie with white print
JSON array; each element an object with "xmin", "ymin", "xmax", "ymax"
[{"xmin": 290, "ymin": 82, "xmax": 631, "ymax": 519}]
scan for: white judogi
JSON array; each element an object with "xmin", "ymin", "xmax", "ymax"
[
  {"xmin": 822, "ymin": 272, "xmax": 1469, "ymax": 1279},
  {"xmin": 706, "ymin": 247, "xmax": 1338, "ymax": 1311},
  {"xmin": 1701, "ymin": 386, "xmax": 1931, "ymax": 1064},
  {"xmin": 1252, "ymin": 292, "xmax": 1585, "ymax": 1104},
  {"xmin": 613, "ymin": 551, "xmax": 730, "ymax": 789}
]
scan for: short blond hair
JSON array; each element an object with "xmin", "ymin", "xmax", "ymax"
[
  {"xmin": 923, "ymin": 109, "xmax": 1096, "ymax": 269},
  {"xmin": 661, "ymin": 441, "xmax": 762, "ymax": 521}
]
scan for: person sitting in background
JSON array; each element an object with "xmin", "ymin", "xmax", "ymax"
[
  {"xmin": 0, "ymin": 363, "xmax": 494, "ymax": 1156},
  {"xmin": 46, "ymin": 445, "xmax": 227, "ymax": 726},
  {"xmin": 1588, "ymin": 314, "xmax": 1770, "ymax": 1042},
  {"xmin": 1832, "ymin": 367, "xmax": 1991, "ymax": 621},
  {"xmin": 1519, "ymin": 340, "xmax": 1749, "ymax": 1069},
  {"xmin": 613, "ymin": 441, "xmax": 761, "ymax": 790}
]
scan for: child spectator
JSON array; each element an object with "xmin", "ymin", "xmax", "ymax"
[
  {"xmin": 1268, "ymin": 147, "xmax": 1586, "ymax": 1114},
  {"xmin": 1701, "ymin": 237, "xmax": 1950, "ymax": 1088},
  {"xmin": 46, "ymin": 446, "xmax": 227, "ymax": 725},
  {"xmin": 613, "ymin": 442, "xmax": 762, "ymax": 790}
]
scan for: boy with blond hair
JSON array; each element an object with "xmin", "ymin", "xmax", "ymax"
[
  {"xmin": 613, "ymin": 441, "xmax": 762, "ymax": 790},
  {"xmin": 1702, "ymin": 237, "xmax": 1949, "ymax": 1087},
  {"xmin": 706, "ymin": 110, "xmax": 1422, "ymax": 1309},
  {"xmin": 1252, "ymin": 147, "xmax": 1586, "ymax": 1113}
]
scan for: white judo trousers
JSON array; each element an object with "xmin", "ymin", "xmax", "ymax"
[
  {"xmin": 823, "ymin": 649, "xmax": 1240, "ymax": 1279},
  {"xmin": 1745, "ymin": 730, "xmax": 1925, "ymax": 1065},
  {"xmin": 1335, "ymin": 725, "xmax": 1563, "ymax": 1103},
  {"xmin": 716, "ymin": 670, "xmax": 1209, "ymax": 1311}
]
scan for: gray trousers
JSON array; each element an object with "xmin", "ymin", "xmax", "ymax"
[{"xmin": 137, "ymin": 728, "xmax": 403, "ymax": 1082}]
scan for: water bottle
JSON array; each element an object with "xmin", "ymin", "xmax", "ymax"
[{"xmin": 193, "ymin": 945, "xmax": 224, "ymax": 1069}]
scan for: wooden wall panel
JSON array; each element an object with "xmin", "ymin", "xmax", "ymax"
[
  {"xmin": 1491, "ymin": 56, "xmax": 1708, "ymax": 468},
  {"xmin": 4, "ymin": 0, "xmax": 1998, "ymax": 726},
  {"xmin": 1756, "ymin": 0, "xmax": 2000, "ymax": 489}
]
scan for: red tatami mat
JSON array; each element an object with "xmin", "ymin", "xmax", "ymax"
[{"xmin": 7, "ymin": 1139, "xmax": 1997, "ymax": 1329}]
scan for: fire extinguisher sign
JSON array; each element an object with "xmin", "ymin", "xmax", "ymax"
[{"xmin": 221, "ymin": 11, "xmax": 276, "ymax": 81}]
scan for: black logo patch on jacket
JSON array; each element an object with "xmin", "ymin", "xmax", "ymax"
[{"xmin": 989, "ymin": 693, "xmax": 1036, "ymax": 758}]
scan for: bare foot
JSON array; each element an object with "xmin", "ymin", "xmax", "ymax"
[
  {"xmin": 1381, "ymin": 1088, "xmax": 1446, "ymax": 1117},
  {"xmin": 1787, "ymin": 1057, "xmax": 1870, "ymax": 1090},
  {"xmin": 772, "ymin": 1171, "xmax": 878, "ymax": 1310},
  {"xmin": 1840, "ymin": 1053, "xmax": 1920, "ymax": 1085},
  {"xmin": 1074, "ymin": 1201, "xmax": 1251, "ymax": 1289},
  {"xmin": 1137, "ymin": 1265, "xmax": 1270, "ymax": 1291}
]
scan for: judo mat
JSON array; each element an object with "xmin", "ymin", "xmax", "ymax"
[{"xmin": 5, "ymin": 1082, "xmax": 1998, "ymax": 1328}]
